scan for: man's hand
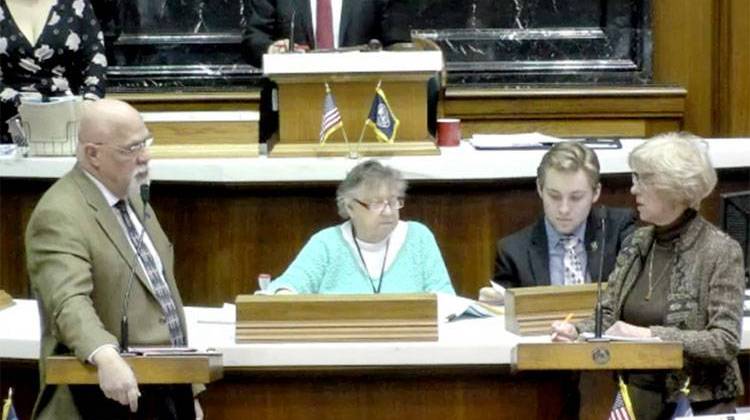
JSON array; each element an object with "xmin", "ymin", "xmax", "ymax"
[
  {"xmin": 93, "ymin": 347, "xmax": 140, "ymax": 412},
  {"xmin": 478, "ymin": 286, "xmax": 504, "ymax": 304},
  {"xmin": 267, "ymin": 39, "xmax": 310, "ymax": 54}
]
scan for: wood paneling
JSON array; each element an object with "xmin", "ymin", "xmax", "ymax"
[
  {"xmin": 443, "ymin": 86, "xmax": 686, "ymax": 138},
  {"xmin": 652, "ymin": 0, "xmax": 717, "ymax": 136},
  {"xmin": 3, "ymin": 355, "xmax": 749, "ymax": 420},
  {"xmin": 110, "ymin": 91, "xmax": 261, "ymax": 113},
  {"xmin": 277, "ymin": 80, "xmax": 429, "ymax": 143},
  {"xmin": 3, "ymin": 169, "xmax": 748, "ymax": 304},
  {"xmin": 203, "ymin": 369, "xmax": 577, "ymax": 420},
  {"xmin": 718, "ymin": 0, "xmax": 750, "ymax": 136}
]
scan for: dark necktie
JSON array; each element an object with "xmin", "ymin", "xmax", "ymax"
[
  {"xmin": 114, "ymin": 200, "xmax": 185, "ymax": 346},
  {"xmin": 316, "ymin": 0, "xmax": 334, "ymax": 49}
]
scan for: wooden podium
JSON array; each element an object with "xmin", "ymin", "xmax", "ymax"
[
  {"xmin": 45, "ymin": 353, "xmax": 223, "ymax": 385},
  {"xmin": 507, "ymin": 283, "xmax": 684, "ymax": 371},
  {"xmin": 142, "ymin": 111, "xmax": 259, "ymax": 158},
  {"xmin": 263, "ymin": 51, "xmax": 443, "ymax": 157},
  {"xmin": 513, "ymin": 341, "xmax": 683, "ymax": 371},
  {"xmin": 235, "ymin": 293, "xmax": 438, "ymax": 342},
  {"xmin": 505, "ymin": 283, "xmax": 602, "ymax": 336}
]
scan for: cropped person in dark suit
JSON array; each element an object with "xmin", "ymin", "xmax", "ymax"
[
  {"xmin": 26, "ymin": 99, "xmax": 201, "ymax": 419},
  {"xmin": 483, "ymin": 142, "xmax": 636, "ymax": 299},
  {"xmin": 242, "ymin": 0, "xmax": 390, "ymax": 68}
]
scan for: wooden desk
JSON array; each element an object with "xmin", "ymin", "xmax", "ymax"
[{"xmin": 2, "ymin": 301, "xmax": 749, "ymax": 420}]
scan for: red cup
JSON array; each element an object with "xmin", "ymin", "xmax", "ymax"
[{"xmin": 437, "ymin": 118, "xmax": 461, "ymax": 147}]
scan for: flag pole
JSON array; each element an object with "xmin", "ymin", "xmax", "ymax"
[
  {"xmin": 355, "ymin": 79, "xmax": 384, "ymax": 157},
  {"xmin": 342, "ymin": 123, "xmax": 355, "ymax": 159}
]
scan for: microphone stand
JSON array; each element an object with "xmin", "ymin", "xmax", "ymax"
[
  {"xmin": 288, "ymin": 11, "xmax": 295, "ymax": 52},
  {"xmin": 119, "ymin": 184, "xmax": 151, "ymax": 353},
  {"xmin": 589, "ymin": 207, "xmax": 608, "ymax": 342}
]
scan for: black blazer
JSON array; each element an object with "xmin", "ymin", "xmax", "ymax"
[
  {"xmin": 492, "ymin": 206, "xmax": 637, "ymax": 289},
  {"xmin": 243, "ymin": 0, "xmax": 389, "ymax": 67}
]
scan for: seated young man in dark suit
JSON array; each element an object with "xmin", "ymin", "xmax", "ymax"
[{"xmin": 482, "ymin": 141, "xmax": 636, "ymax": 301}]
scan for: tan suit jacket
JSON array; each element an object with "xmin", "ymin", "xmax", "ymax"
[{"xmin": 26, "ymin": 165, "xmax": 190, "ymax": 419}]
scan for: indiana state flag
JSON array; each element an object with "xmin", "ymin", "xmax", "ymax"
[
  {"xmin": 2, "ymin": 388, "xmax": 19, "ymax": 420},
  {"xmin": 671, "ymin": 378, "xmax": 693, "ymax": 419},
  {"xmin": 365, "ymin": 86, "xmax": 400, "ymax": 143}
]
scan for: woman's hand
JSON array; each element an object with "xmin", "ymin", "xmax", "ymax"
[
  {"xmin": 605, "ymin": 320, "xmax": 652, "ymax": 338},
  {"xmin": 274, "ymin": 288, "xmax": 295, "ymax": 295},
  {"xmin": 550, "ymin": 321, "xmax": 578, "ymax": 342}
]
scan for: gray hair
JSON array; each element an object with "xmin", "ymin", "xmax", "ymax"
[
  {"xmin": 335, "ymin": 160, "xmax": 407, "ymax": 218},
  {"xmin": 628, "ymin": 132, "xmax": 717, "ymax": 209},
  {"xmin": 537, "ymin": 141, "xmax": 601, "ymax": 190}
]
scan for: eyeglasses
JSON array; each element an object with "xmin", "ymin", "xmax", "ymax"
[
  {"xmin": 94, "ymin": 137, "xmax": 153, "ymax": 157},
  {"xmin": 353, "ymin": 197, "xmax": 405, "ymax": 213}
]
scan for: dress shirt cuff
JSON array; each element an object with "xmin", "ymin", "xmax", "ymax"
[{"xmin": 87, "ymin": 343, "xmax": 119, "ymax": 364}]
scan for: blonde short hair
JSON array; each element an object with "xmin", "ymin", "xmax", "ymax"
[
  {"xmin": 628, "ymin": 132, "xmax": 717, "ymax": 209},
  {"xmin": 537, "ymin": 141, "xmax": 600, "ymax": 190},
  {"xmin": 335, "ymin": 160, "xmax": 407, "ymax": 219}
]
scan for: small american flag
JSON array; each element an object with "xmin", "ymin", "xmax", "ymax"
[
  {"xmin": 609, "ymin": 391, "xmax": 632, "ymax": 420},
  {"xmin": 609, "ymin": 376, "xmax": 635, "ymax": 420},
  {"xmin": 319, "ymin": 84, "xmax": 343, "ymax": 144}
]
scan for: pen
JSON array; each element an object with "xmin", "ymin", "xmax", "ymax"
[{"xmin": 551, "ymin": 312, "xmax": 574, "ymax": 341}]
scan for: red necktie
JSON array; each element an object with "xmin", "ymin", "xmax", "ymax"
[{"xmin": 316, "ymin": 0, "xmax": 334, "ymax": 49}]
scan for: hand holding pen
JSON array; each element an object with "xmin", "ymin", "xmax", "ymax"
[{"xmin": 550, "ymin": 313, "xmax": 578, "ymax": 342}]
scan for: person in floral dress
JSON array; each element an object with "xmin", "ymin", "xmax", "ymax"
[{"xmin": 1, "ymin": 0, "xmax": 107, "ymax": 143}]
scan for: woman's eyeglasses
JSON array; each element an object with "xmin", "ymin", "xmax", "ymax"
[
  {"xmin": 631, "ymin": 172, "xmax": 655, "ymax": 188},
  {"xmin": 353, "ymin": 197, "xmax": 405, "ymax": 213}
]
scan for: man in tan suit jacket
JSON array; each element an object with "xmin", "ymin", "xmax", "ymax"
[{"xmin": 26, "ymin": 99, "xmax": 202, "ymax": 419}]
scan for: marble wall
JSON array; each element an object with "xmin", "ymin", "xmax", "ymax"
[{"xmin": 93, "ymin": 0, "xmax": 650, "ymax": 89}]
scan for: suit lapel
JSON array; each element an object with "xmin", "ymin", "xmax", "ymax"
[
  {"xmin": 298, "ymin": 0, "xmax": 314, "ymax": 47},
  {"xmin": 529, "ymin": 218, "xmax": 550, "ymax": 286},
  {"xmin": 585, "ymin": 211, "xmax": 602, "ymax": 281},
  {"xmin": 339, "ymin": 0, "xmax": 353, "ymax": 45},
  {"xmin": 71, "ymin": 167, "xmax": 154, "ymax": 295}
]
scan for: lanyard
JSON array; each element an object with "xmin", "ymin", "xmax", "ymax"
[{"xmin": 351, "ymin": 223, "xmax": 389, "ymax": 294}]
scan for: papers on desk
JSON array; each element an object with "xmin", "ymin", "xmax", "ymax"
[
  {"xmin": 470, "ymin": 132, "xmax": 563, "ymax": 150},
  {"xmin": 469, "ymin": 133, "xmax": 622, "ymax": 150},
  {"xmin": 438, "ymin": 293, "xmax": 503, "ymax": 322},
  {"xmin": 0, "ymin": 144, "xmax": 17, "ymax": 159},
  {"xmin": 127, "ymin": 346, "xmax": 200, "ymax": 356},
  {"xmin": 675, "ymin": 413, "xmax": 750, "ymax": 420},
  {"xmin": 579, "ymin": 332, "xmax": 662, "ymax": 342}
]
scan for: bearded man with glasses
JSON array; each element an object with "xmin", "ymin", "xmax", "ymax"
[{"xmin": 26, "ymin": 99, "xmax": 203, "ymax": 419}]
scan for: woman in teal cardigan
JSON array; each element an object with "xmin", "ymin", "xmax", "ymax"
[{"xmin": 267, "ymin": 160, "xmax": 455, "ymax": 295}]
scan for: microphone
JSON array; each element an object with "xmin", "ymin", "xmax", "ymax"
[
  {"xmin": 119, "ymin": 183, "xmax": 151, "ymax": 353},
  {"xmin": 367, "ymin": 39, "xmax": 382, "ymax": 51},
  {"xmin": 288, "ymin": 10, "xmax": 295, "ymax": 52},
  {"xmin": 592, "ymin": 206, "xmax": 607, "ymax": 340}
]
